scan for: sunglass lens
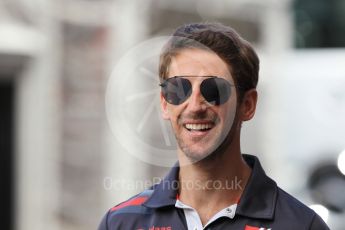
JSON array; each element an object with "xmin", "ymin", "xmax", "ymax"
[
  {"xmin": 200, "ymin": 78, "xmax": 231, "ymax": 105},
  {"xmin": 162, "ymin": 78, "xmax": 192, "ymax": 105}
]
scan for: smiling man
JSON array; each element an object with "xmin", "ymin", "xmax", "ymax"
[{"xmin": 99, "ymin": 23, "xmax": 330, "ymax": 230}]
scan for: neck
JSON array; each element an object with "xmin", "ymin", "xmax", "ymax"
[
  {"xmin": 178, "ymin": 146, "xmax": 251, "ymax": 204},
  {"xmin": 177, "ymin": 131, "xmax": 251, "ymax": 225}
]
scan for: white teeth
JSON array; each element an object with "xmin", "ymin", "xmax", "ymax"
[{"xmin": 185, "ymin": 123, "xmax": 213, "ymax": 131}]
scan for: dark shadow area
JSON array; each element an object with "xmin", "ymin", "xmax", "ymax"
[
  {"xmin": 0, "ymin": 79, "xmax": 15, "ymax": 230},
  {"xmin": 293, "ymin": 0, "xmax": 345, "ymax": 48}
]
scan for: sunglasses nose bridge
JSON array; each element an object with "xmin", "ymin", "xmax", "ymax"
[{"xmin": 186, "ymin": 82, "xmax": 208, "ymax": 111}]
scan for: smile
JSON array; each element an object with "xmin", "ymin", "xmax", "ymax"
[{"xmin": 184, "ymin": 123, "xmax": 214, "ymax": 132}]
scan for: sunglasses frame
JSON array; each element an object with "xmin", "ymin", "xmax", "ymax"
[{"xmin": 159, "ymin": 76, "xmax": 238, "ymax": 105}]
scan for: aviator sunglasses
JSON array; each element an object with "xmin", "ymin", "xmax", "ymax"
[{"xmin": 159, "ymin": 76, "xmax": 236, "ymax": 105}]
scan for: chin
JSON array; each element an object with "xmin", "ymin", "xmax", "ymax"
[
  {"xmin": 176, "ymin": 129, "xmax": 229, "ymax": 163},
  {"xmin": 179, "ymin": 130, "xmax": 233, "ymax": 164},
  {"xmin": 182, "ymin": 145, "xmax": 217, "ymax": 163}
]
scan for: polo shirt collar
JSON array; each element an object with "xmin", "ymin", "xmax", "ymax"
[
  {"xmin": 143, "ymin": 163, "xmax": 180, "ymax": 208},
  {"xmin": 235, "ymin": 154, "xmax": 278, "ymax": 220},
  {"xmin": 143, "ymin": 154, "xmax": 278, "ymax": 220}
]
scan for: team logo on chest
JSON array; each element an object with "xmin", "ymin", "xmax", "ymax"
[{"xmin": 245, "ymin": 225, "xmax": 272, "ymax": 230}]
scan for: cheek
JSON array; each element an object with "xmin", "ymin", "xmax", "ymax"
[
  {"xmin": 166, "ymin": 106, "xmax": 181, "ymax": 123},
  {"xmin": 219, "ymin": 102, "xmax": 237, "ymax": 128}
]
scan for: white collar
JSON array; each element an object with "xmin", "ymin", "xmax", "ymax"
[{"xmin": 175, "ymin": 199, "xmax": 237, "ymax": 230}]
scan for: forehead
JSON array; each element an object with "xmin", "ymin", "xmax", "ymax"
[{"xmin": 168, "ymin": 48, "xmax": 233, "ymax": 81}]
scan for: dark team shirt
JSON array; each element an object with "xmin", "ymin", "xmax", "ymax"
[{"xmin": 98, "ymin": 154, "xmax": 330, "ymax": 230}]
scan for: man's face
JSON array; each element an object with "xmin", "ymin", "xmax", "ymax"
[{"xmin": 160, "ymin": 48, "xmax": 238, "ymax": 163}]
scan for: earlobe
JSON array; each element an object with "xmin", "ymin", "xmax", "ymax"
[
  {"xmin": 240, "ymin": 89, "xmax": 258, "ymax": 121},
  {"xmin": 160, "ymin": 92, "xmax": 170, "ymax": 120}
]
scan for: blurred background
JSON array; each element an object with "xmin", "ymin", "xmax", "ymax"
[{"xmin": 0, "ymin": 0, "xmax": 345, "ymax": 229}]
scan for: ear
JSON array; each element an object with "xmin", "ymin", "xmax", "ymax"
[
  {"xmin": 160, "ymin": 92, "xmax": 170, "ymax": 120},
  {"xmin": 239, "ymin": 89, "xmax": 258, "ymax": 121}
]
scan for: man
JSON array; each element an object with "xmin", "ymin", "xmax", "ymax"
[{"xmin": 99, "ymin": 23, "xmax": 329, "ymax": 229}]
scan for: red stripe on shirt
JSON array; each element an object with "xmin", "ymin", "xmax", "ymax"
[
  {"xmin": 111, "ymin": 197, "xmax": 148, "ymax": 212},
  {"xmin": 244, "ymin": 225, "xmax": 260, "ymax": 230}
]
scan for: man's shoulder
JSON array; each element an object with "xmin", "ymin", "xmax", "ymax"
[
  {"xmin": 276, "ymin": 187, "xmax": 313, "ymax": 215},
  {"xmin": 109, "ymin": 189, "xmax": 154, "ymax": 215},
  {"xmin": 275, "ymin": 187, "xmax": 329, "ymax": 229},
  {"xmin": 98, "ymin": 189, "xmax": 155, "ymax": 230}
]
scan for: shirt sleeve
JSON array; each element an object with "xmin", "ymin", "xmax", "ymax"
[
  {"xmin": 98, "ymin": 209, "xmax": 110, "ymax": 230},
  {"xmin": 309, "ymin": 213, "xmax": 330, "ymax": 230}
]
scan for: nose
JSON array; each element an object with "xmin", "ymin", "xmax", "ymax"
[{"xmin": 186, "ymin": 84, "xmax": 207, "ymax": 112}]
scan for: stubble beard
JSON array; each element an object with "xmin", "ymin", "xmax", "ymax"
[
  {"xmin": 176, "ymin": 130, "xmax": 221, "ymax": 163},
  {"xmin": 175, "ymin": 111, "xmax": 235, "ymax": 164}
]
